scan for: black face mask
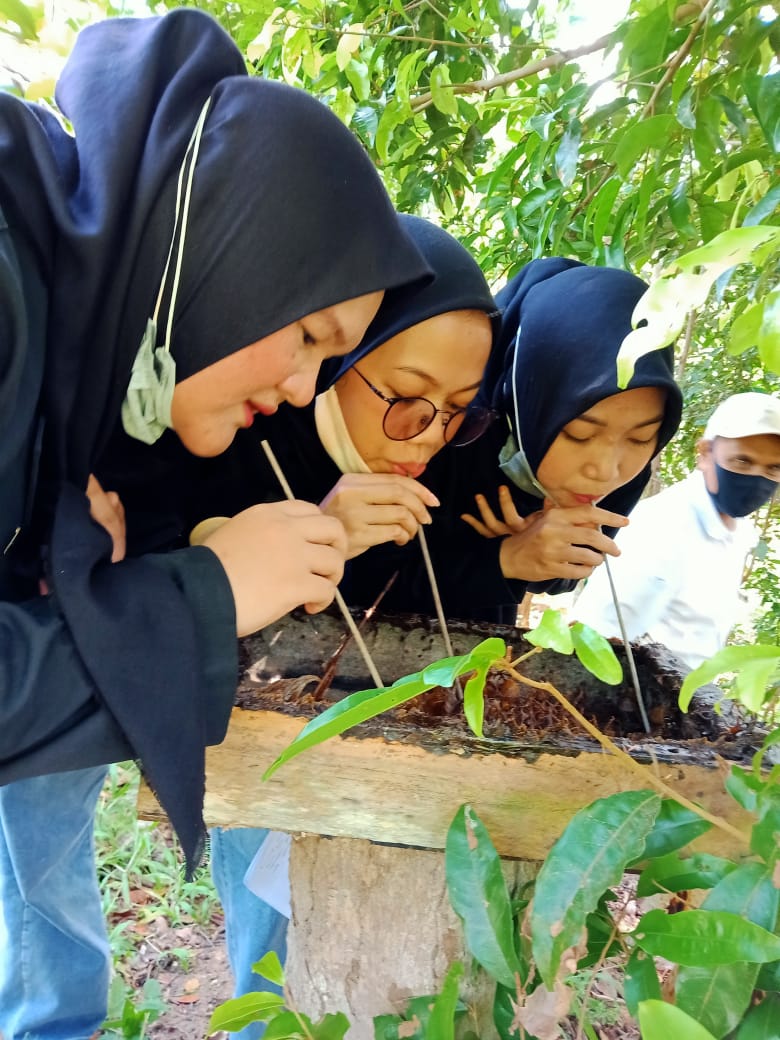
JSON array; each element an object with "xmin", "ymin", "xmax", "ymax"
[{"xmin": 709, "ymin": 462, "xmax": 778, "ymax": 518}]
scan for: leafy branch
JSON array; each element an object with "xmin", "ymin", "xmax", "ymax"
[{"xmin": 409, "ymin": 33, "xmax": 612, "ymax": 113}]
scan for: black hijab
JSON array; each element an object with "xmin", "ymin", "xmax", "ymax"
[
  {"xmin": 0, "ymin": 10, "xmax": 431, "ymax": 872},
  {"xmin": 490, "ymin": 258, "xmax": 682, "ymax": 520},
  {"xmin": 0, "ymin": 8, "xmax": 431, "ymax": 486},
  {"xmin": 319, "ymin": 213, "xmax": 499, "ymax": 388}
]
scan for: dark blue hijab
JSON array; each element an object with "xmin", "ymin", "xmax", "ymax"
[
  {"xmin": 319, "ymin": 213, "xmax": 499, "ymax": 388},
  {"xmin": 489, "ymin": 258, "xmax": 682, "ymax": 519},
  {"xmin": 0, "ymin": 9, "xmax": 431, "ymax": 487}
]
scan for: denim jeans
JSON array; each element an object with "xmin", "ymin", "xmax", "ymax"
[
  {"xmin": 209, "ymin": 828, "xmax": 289, "ymax": 1040},
  {"xmin": 0, "ymin": 767, "xmax": 111, "ymax": 1040}
]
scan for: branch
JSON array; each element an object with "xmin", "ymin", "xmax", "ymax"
[
  {"xmin": 498, "ymin": 660, "xmax": 750, "ymax": 846},
  {"xmin": 410, "ymin": 33, "xmax": 612, "ymax": 113},
  {"xmin": 641, "ymin": 0, "xmax": 716, "ymax": 118},
  {"xmin": 282, "ymin": 20, "xmax": 489, "ymax": 49}
]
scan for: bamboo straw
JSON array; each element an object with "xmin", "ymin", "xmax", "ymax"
[
  {"xmin": 417, "ymin": 525, "xmax": 455, "ymax": 658},
  {"xmin": 260, "ymin": 440, "xmax": 385, "ymax": 689}
]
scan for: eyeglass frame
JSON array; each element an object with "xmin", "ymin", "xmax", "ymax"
[{"xmin": 351, "ymin": 365, "xmax": 496, "ymax": 445}]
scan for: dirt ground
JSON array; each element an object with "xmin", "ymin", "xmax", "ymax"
[{"xmin": 114, "ymin": 904, "xmax": 235, "ymax": 1039}]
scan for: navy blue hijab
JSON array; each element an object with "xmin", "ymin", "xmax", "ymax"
[
  {"xmin": 319, "ymin": 213, "xmax": 499, "ymax": 388},
  {"xmin": 489, "ymin": 258, "xmax": 682, "ymax": 520},
  {"xmin": 0, "ymin": 9, "xmax": 431, "ymax": 486}
]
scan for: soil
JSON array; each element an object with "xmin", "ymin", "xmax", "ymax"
[{"xmin": 108, "ymin": 870, "xmax": 234, "ymax": 1040}]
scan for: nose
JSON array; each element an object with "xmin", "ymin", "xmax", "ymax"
[
  {"xmin": 412, "ymin": 412, "xmax": 449, "ymax": 454},
  {"xmin": 581, "ymin": 447, "xmax": 622, "ymax": 486},
  {"xmin": 279, "ymin": 364, "xmax": 318, "ymax": 408}
]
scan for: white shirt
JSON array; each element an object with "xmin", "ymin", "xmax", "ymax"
[{"xmin": 573, "ymin": 471, "xmax": 758, "ymax": 670}]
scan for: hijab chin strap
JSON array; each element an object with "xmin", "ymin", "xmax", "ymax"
[
  {"xmin": 315, "ymin": 385, "xmax": 372, "ymax": 475},
  {"xmin": 497, "ymin": 324, "xmax": 551, "ymax": 501},
  {"xmin": 121, "ymin": 97, "xmax": 211, "ymax": 445}
]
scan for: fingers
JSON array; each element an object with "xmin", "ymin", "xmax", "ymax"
[
  {"xmin": 86, "ymin": 474, "xmax": 127, "ymax": 562},
  {"xmin": 469, "ymin": 493, "xmax": 514, "ymax": 538},
  {"xmin": 460, "ymin": 512, "xmax": 496, "ymax": 539},
  {"xmin": 201, "ymin": 501, "xmax": 348, "ymax": 636},
  {"xmin": 497, "ymin": 485, "xmax": 528, "ymax": 532}
]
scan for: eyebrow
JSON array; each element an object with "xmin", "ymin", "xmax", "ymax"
[
  {"xmin": 392, "ymin": 365, "xmax": 483, "ymax": 394},
  {"xmin": 572, "ymin": 411, "xmax": 666, "ymax": 430}
]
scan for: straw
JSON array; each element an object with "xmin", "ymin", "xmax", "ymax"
[{"xmin": 260, "ymin": 439, "xmax": 385, "ymax": 689}]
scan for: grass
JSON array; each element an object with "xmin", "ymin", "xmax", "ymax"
[{"xmin": 95, "ymin": 762, "xmax": 221, "ymax": 963}]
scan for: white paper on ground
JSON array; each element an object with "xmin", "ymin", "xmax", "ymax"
[{"xmin": 243, "ymin": 830, "xmax": 292, "ymax": 919}]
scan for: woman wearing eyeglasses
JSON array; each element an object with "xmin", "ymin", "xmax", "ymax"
[{"xmin": 181, "ymin": 214, "xmax": 498, "ymax": 561}]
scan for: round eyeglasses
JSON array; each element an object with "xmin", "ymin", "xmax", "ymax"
[{"xmin": 352, "ymin": 367, "xmax": 497, "ymax": 446}]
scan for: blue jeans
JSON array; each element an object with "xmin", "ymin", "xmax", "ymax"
[
  {"xmin": 209, "ymin": 828, "xmax": 289, "ymax": 1040},
  {"xmin": 0, "ymin": 766, "xmax": 111, "ymax": 1040}
]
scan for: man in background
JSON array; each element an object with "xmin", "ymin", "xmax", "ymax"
[{"xmin": 574, "ymin": 391, "xmax": 780, "ymax": 670}]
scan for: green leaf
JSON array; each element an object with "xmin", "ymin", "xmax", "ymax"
[
  {"xmin": 757, "ymin": 286, "xmax": 780, "ymax": 373},
  {"xmin": 612, "ymin": 115, "xmax": 677, "ymax": 178},
  {"xmin": 336, "ymin": 24, "xmax": 363, "ymax": 72},
  {"xmin": 263, "ymin": 638, "xmax": 504, "ymax": 777},
  {"xmin": 310, "ymin": 1012, "xmax": 350, "ymax": 1040},
  {"xmin": 570, "ymin": 622, "xmax": 623, "ymax": 684},
  {"xmin": 426, "ymin": 962, "xmax": 463, "ymax": 1040},
  {"xmin": 676, "ymin": 89, "xmax": 697, "ymax": 130},
  {"xmin": 462, "ymin": 655, "xmax": 490, "ymax": 738},
  {"xmin": 555, "ymin": 118, "xmax": 581, "ymax": 188},
  {"xmin": 624, "ymin": 948, "xmax": 662, "ymax": 1018},
  {"xmin": 669, "ymin": 180, "xmax": 697, "ymax": 238},
  {"xmin": 756, "ymin": 958, "xmax": 780, "ymax": 993},
  {"xmin": 725, "ymin": 765, "xmax": 762, "ymax": 813},
  {"xmin": 344, "ymin": 60, "xmax": 371, "ymax": 103},
  {"xmin": 251, "ymin": 950, "xmax": 285, "ymax": 986},
  {"xmin": 445, "ymin": 805, "xmax": 523, "ymax": 989},
  {"xmin": 263, "ymin": 1010, "xmax": 309, "ymax": 1040},
  {"xmin": 729, "ymin": 300, "xmax": 764, "ymax": 357},
  {"xmin": 636, "ymin": 850, "xmax": 735, "ymax": 897},
  {"xmin": 525, "ymin": 609, "xmax": 573, "ymax": 655},
  {"xmin": 623, "ymin": 227, "xmax": 780, "ymax": 387},
  {"xmin": 745, "ymin": 72, "xmax": 780, "ymax": 153},
  {"xmin": 733, "ymin": 994, "xmax": 780, "ymax": 1039},
  {"xmin": 207, "ymin": 992, "xmax": 286, "ymax": 1033},
  {"xmin": 430, "ymin": 64, "xmax": 458, "ymax": 117},
  {"xmin": 531, "ymin": 791, "xmax": 661, "ymax": 988},
  {"xmin": 638, "ymin": 1000, "xmax": 718, "ymax": 1040},
  {"xmin": 374, "ymin": 991, "xmax": 467, "ymax": 1040},
  {"xmin": 629, "ymin": 798, "xmax": 712, "ymax": 863},
  {"xmin": 633, "ymin": 908, "xmax": 780, "ymax": 965},
  {"xmin": 676, "ymin": 862, "xmax": 779, "ymax": 1037},
  {"xmin": 0, "ymin": 0, "xmax": 37, "ymax": 40},
  {"xmin": 752, "ymin": 787, "xmax": 780, "ymax": 863},
  {"xmin": 679, "ymin": 645, "xmax": 780, "ymax": 713}
]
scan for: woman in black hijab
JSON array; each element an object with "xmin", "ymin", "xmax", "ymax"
[
  {"xmin": 0, "ymin": 8, "xmax": 430, "ymax": 872},
  {"xmin": 351, "ymin": 258, "xmax": 683, "ymax": 623}
]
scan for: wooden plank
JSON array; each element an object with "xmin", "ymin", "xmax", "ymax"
[{"xmin": 138, "ymin": 705, "xmax": 752, "ymax": 860}]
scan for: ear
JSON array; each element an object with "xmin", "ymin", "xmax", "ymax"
[{"xmin": 695, "ymin": 437, "xmax": 711, "ymax": 471}]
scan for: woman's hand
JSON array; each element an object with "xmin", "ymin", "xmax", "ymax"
[
  {"xmin": 320, "ymin": 473, "xmax": 440, "ymax": 559},
  {"xmin": 462, "ymin": 490, "xmax": 630, "ymax": 582},
  {"xmin": 200, "ymin": 500, "xmax": 348, "ymax": 636},
  {"xmin": 461, "ymin": 485, "xmax": 528, "ymax": 538},
  {"xmin": 86, "ymin": 474, "xmax": 126, "ymax": 562}
]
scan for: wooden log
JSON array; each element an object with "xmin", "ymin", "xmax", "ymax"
[
  {"xmin": 138, "ymin": 609, "xmax": 757, "ymax": 860},
  {"xmin": 137, "ymin": 610, "xmax": 762, "ymax": 1035}
]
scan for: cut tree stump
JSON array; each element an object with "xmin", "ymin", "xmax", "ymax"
[{"xmin": 138, "ymin": 609, "xmax": 761, "ymax": 1037}]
